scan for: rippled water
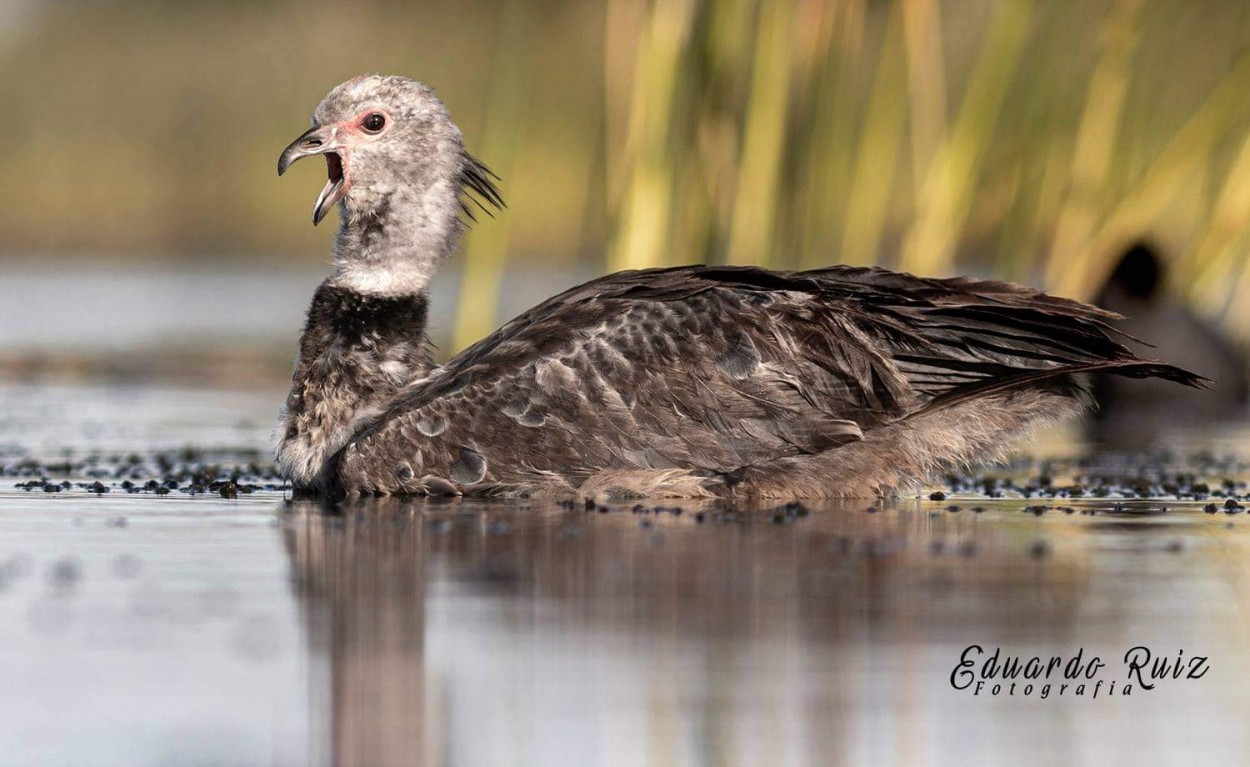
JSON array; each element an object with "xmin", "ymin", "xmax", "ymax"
[{"xmin": 2, "ymin": 381, "xmax": 1250, "ymax": 766}]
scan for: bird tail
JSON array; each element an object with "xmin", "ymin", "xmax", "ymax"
[{"xmin": 906, "ymin": 359, "xmax": 1209, "ymax": 421}]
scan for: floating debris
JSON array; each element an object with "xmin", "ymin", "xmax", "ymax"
[{"xmin": 47, "ymin": 558, "xmax": 81, "ymax": 590}]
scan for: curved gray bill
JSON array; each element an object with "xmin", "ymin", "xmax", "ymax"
[{"xmin": 278, "ymin": 126, "xmax": 346, "ymax": 225}]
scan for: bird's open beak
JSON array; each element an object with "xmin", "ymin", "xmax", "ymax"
[{"xmin": 278, "ymin": 125, "xmax": 349, "ymax": 225}]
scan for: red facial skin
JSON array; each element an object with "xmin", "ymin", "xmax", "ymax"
[{"xmin": 327, "ymin": 109, "xmax": 393, "ymax": 190}]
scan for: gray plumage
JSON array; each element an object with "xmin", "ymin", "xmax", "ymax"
[{"xmin": 274, "ymin": 75, "xmax": 1207, "ymax": 500}]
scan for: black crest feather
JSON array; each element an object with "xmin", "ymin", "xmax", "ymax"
[{"xmin": 459, "ymin": 152, "xmax": 505, "ymax": 223}]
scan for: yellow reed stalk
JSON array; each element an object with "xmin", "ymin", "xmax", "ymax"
[
  {"xmin": 726, "ymin": 0, "xmax": 798, "ymax": 267},
  {"xmin": 1185, "ymin": 130, "xmax": 1250, "ymax": 311},
  {"xmin": 1042, "ymin": 0, "xmax": 1142, "ymax": 290},
  {"xmin": 899, "ymin": 0, "xmax": 1032, "ymax": 276},
  {"xmin": 799, "ymin": 0, "xmax": 866, "ymax": 268},
  {"xmin": 901, "ymin": 0, "xmax": 947, "ymax": 197},
  {"xmin": 1219, "ymin": 240, "xmax": 1250, "ymax": 338},
  {"xmin": 792, "ymin": 0, "xmax": 838, "ymax": 82},
  {"xmin": 1052, "ymin": 46, "xmax": 1250, "ymax": 300},
  {"xmin": 451, "ymin": 0, "xmax": 528, "ymax": 352},
  {"xmin": 999, "ymin": 138, "xmax": 1072, "ymax": 280},
  {"xmin": 604, "ymin": 0, "xmax": 647, "ymax": 210},
  {"xmin": 774, "ymin": 0, "xmax": 836, "ymax": 266},
  {"xmin": 682, "ymin": 0, "xmax": 753, "ymax": 264},
  {"xmin": 840, "ymin": 3, "xmax": 906, "ymax": 266},
  {"xmin": 608, "ymin": 0, "xmax": 697, "ymax": 272}
]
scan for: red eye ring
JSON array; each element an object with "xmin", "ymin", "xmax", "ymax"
[{"xmin": 362, "ymin": 113, "xmax": 386, "ymax": 133}]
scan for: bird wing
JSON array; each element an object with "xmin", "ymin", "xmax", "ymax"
[
  {"xmin": 334, "ymin": 267, "xmax": 904, "ymax": 492},
  {"xmin": 334, "ymin": 265, "xmax": 1206, "ymax": 493},
  {"xmin": 800, "ymin": 265, "xmax": 1207, "ymax": 412}
]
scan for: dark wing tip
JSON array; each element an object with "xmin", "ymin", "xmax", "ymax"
[{"xmin": 1110, "ymin": 361, "xmax": 1213, "ymax": 390}]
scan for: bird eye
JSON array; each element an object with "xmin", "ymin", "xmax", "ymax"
[{"xmin": 362, "ymin": 113, "xmax": 386, "ymax": 133}]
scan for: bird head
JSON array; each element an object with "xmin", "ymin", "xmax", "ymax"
[{"xmin": 278, "ymin": 75, "xmax": 498, "ymax": 227}]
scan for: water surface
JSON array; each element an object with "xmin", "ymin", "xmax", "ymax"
[{"xmin": 2, "ymin": 382, "xmax": 1249, "ymax": 766}]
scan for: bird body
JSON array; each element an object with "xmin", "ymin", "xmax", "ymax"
[{"xmin": 274, "ymin": 75, "xmax": 1205, "ymax": 499}]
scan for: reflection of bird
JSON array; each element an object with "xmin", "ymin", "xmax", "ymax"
[
  {"xmin": 283, "ymin": 503, "xmax": 428, "ymax": 765},
  {"xmin": 1092, "ymin": 241, "xmax": 1248, "ymax": 444},
  {"xmin": 274, "ymin": 75, "xmax": 1207, "ymax": 499}
]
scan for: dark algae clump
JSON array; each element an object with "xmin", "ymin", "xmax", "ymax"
[{"xmin": 4, "ymin": 448, "xmax": 284, "ymax": 498}]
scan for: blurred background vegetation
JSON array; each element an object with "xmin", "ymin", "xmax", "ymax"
[{"xmin": 6, "ymin": 0, "xmax": 1250, "ymax": 357}]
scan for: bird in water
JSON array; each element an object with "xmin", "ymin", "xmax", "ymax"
[
  {"xmin": 1091, "ymin": 241, "xmax": 1246, "ymax": 445},
  {"xmin": 275, "ymin": 74, "xmax": 1206, "ymax": 500}
]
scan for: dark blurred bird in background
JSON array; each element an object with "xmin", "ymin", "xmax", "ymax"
[{"xmin": 1092, "ymin": 241, "xmax": 1248, "ymax": 445}]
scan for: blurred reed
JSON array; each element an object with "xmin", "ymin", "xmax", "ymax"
[
  {"xmin": 606, "ymin": 0, "xmax": 698, "ymax": 272},
  {"xmin": 900, "ymin": 0, "xmax": 1031, "ymax": 276},
  {"xmin": 452, "ymin": 0, "xmax": 529, "ymax": 351},
  {"xmin": 1043, "ymin": 0, "xmax": 1143, "ymax": 293},
  {"xmin": 593, "ymin": 0, "xmax": 1250, "ymax": 343},
  {"xmin": 724, "ymin": 0, "xmax": 796, "ymax": 266},
  {"xmin": 839, "ymin": 1, "xmax": 904, "ymax": 267},
  {"xmin": 4, "ymin": 1, "xmax": 1250, "ymax": 346}
]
